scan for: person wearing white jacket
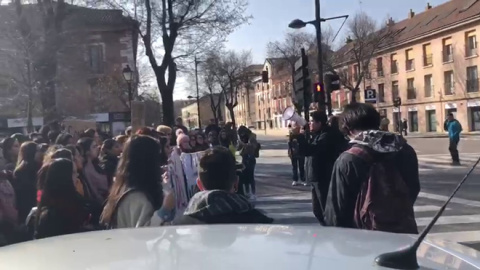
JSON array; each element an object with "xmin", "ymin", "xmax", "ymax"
[{"xmin": 101, "ymin": 135, "xmax": 175, "ymax": 229}]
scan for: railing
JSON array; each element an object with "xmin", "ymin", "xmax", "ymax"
[
  {"xmin": 391, "ymin": 63, "xmax": 398, "ymax": 74},
  {"xmin": 407, "ymin": 87, "xmax": 416, "ymax": 100},
  {"xmin": 406, "ymin": 59, "xmax": 415, "ymax": 71},
  {"xmin": 444, "ymin": 82, "xmax": 454, "ymax": 95},
  {"xmin": 442, "ymin": 50, "xmax": 453, "ymax": 63},
  {"xmin": 467, "ymin": 79, "xmax": 479, "ymax": 93},
  {"xmin": 423, "ymin": 54, "xmax": 433, "ymax": 66},
  {"xmin": 377, "ymin": 69, "xmax": 384, "ymax": 77},
  {"xmin": 424, "ymin": 85, "xmax": 433, "ymax": 98},
  {"xmin": 465, "ymin": 43, "xmax": 478, "ymax": 57}
]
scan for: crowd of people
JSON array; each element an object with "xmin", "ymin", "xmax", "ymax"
[{"xmin": 0, "ymin": 116, "xmax": 267, "ymax": 246}]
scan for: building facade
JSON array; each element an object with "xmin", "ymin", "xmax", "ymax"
[
  {"xmin": 334, "ymin": 0, "xmax": 480, "ymax": 133},
  {"xmin": 181, "ymin": 94, "xmax": 225, "ymax": 129},
  {"xmin": 254, "ymin": 58, "xmax": 294, "ymax": 131},
  {"xmin": 0, "ymin": 4, "xmax": 138, "ymax": 133}
]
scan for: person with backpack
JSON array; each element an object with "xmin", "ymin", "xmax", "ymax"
[
  {"xmin": 237, "ymin": 126, "xmax": 259, "ymax": 201},
  {"xmin": 288, "ymin": 123, "xmax": 306, "ymax": 186},
  {"xmin": 323, "ymin": 103, "xmax": 420, "ymax": 234}
]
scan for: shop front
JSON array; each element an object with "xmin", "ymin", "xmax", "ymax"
[
  {"xmin": 109, "ymin": 112, "xmax": 131, "ymax": 136},
  {"xmin": 7, "ymin": 117, "xmax": 44, "ymax": 134},
  {"xmin": 467, "ymin": 100, "xmax": 480, "ymax": 131}
]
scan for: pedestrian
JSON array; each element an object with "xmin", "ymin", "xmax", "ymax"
[
  {"xmin": 12, "ymin": 142, "xmax": 40, "ymax": 223},
  {"xmin": 77, "ymin": 137, "xmax": 108, "ymax": 204},
  {"xmin": 379, "ymin": 116, "xmax": 390, "ymax": 131},
  {"xmin": 444, "ymin": 113, "xmax": 463, "ymax": 165},
  {"xmin": 323, "ymin": 103, "xmax": 420, "ymax": 234},
  {"xmin": 300, "ymin": 111, "xmax": 349, "ymax": 224},
  {"xmin": 99, "ymin": 139, "xmax": 122, "ymax": 188},
  {"xmin": 55, "ymin": 133, "xmax": 74, "ymax": 146},
  {"xmin": 100, "ymin": 135, "xmax": 175, "ymax": 228},
  {"xmin": 35, "ymin": 158, "xmax": 95, "ymax": 239},
  {"xmin": 174, "ymin": 146, "xmax": 273, "ymax": 225},
  {"xmin": 237, "ymin": 126, "xmax": 258, "ymax": 201},
  {"xmin": 219, "ymin": 129, "xmax": 236, "ymax": 157},
  {"xmin": 174, "ymin": 117, "xmax": 189, "ymax": 134},
  {"xmin": 288, "ymin": 123, "xmax": 306, "ymax": 186},
  {"xmin": 402, "ymin": 118, "xmax": 408, "ymax": 136},
  {"xmin": 2, "ymin": 137, "xmax": 20, "ymax": 172},
  {"xmin": 195, "ymin": 133, "xmax": 209, "ymax": 151}
]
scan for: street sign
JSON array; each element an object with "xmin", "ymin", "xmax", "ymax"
[{"xmin": 364, "ymin": 88, "xmax": 377, "ymax": 103}]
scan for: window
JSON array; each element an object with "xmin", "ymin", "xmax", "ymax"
[
  {"xmin": 378, "ymin": 83, "xmax": 385, "ymax": 102},
  {"xmin": 408, "ymin": 111, "xmax": 418, "ymax": 132},
  {"xmin": 423, "ymin": 43, "xmax": 433, "ymax": 66},
  {"xmin": 467, "ymin": 66, "xmax": 479, "ymax": 92},
  {"xmin": 407, "ymin": 78, "xmax": 416, "ymax": 99},
  {"xmin": 405, "ymin": 49, "xmax": 414, "ymax": 71},
  {"xmin": 470, "ymin": 107, "xmax": 480, "ymax": 131},
  {"xmin": 390, "ymin": 54, "xmax": 398, "ymax": 73},
  {"xmin": 426, "ymin": 110, "xmax": 437, "ymax": 132},
  {"xmin": 442, "ymin": 38, "xmax": 453, "ymax": 62},
  {"xmin": 392, "ymin": 81, "xmax": 399, "ymax": 102},
  {"xmin": 88, "ymin": 45, "xmax": 104, "ymax": 74},
  {"xmin": 444, "ymin": 70, "xmax": 454, "ymax": 95},
  {"xmin": 376, "ymin": 57, "xmax": 384, "ymax": 77},
  {"xmin": 465, "ymin": 31, "xmax": 477, "ymax": 57},
  {"xmin": 424, "ymin": 74, "xmax": 433, "ymax": 98}
]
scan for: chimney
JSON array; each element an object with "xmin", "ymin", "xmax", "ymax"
[
  {"xmin": 408, "ymin": 9, "xmax": 415, "ymax": 18},
  {"xmin": 387, "ymin": 17, "xmax": 395, "ymax": 27},
  {"xmin": 426, "ymin": 3, "xmax": 432, "ymax": 10}
]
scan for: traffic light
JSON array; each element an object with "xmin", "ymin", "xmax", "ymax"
[
  {"xmin": 393, "ymin": 97, "xmax": 402, "ymax": 107},
  {"xmin": 324, "ymin": 73, "xmax": 341, "ymax": 92},
  {"xmin": 313, "ymin": 82, "xmax": 323, "ymax": 102}
]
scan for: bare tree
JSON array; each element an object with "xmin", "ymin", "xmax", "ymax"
[
  {"xmin": 335, "ymin": 11, "xmax": 397, "ymax": 103},
  {"xmin": 266, "ymin": 32, "xmax": 314, "ymax": 111},
  {"xmin": 201, "ymin": 56, "xmax": 224, "ymax": 123},
  {"xmin": 208, "ymin": 49, "xmax": 251, "ymax": 127}
]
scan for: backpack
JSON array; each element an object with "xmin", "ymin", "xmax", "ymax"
[{"xmin": 347, "ymin": 146, "xmax": 418, "ymax": 234}]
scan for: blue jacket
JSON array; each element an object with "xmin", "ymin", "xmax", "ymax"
[{"xmin": 446, "ymin": 120, "xmax": 462, "ymax": 141}]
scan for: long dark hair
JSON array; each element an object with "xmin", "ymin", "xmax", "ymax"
[
  {"xmin": 101, "ymin": 139, "xmax": 116, "ymax": 155},
  {"xmin": 2, "ymin": 137, "xmax": 16, "ymax": 164},
  {"xmin": 101, "ymin": 135, "xmax": 163, "ymax": 224},
  {"xmin": 14, "ymin": 141, "xmax": 38, "ymax": 172},
  {"xmin": 37, "ymin": 159, "xmax": 85, "ymax": 221},
  {"xmin": 55, "ymin": 133, "xmax": 73, "ymax": 146},
  {"xmin": 77, "ymin": 137, "xmax": 103, "ymax": 174},
  {"xmin": 37, "ymin": 148, "xmax": 73, "ymax": 191}
]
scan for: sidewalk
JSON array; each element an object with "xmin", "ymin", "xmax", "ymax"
[{"xmin": 253, "ymin": 128, "xmax": 480, "ymax": 139}]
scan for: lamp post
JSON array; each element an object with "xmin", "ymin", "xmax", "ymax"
[
  {"xmin": 188, "ymin": 95, "xmax": 201, "ymax": 129},
  {"xmin": 122, "ymin": 65, "xmax": 134, "ymax": 109},
  {"xmin": 289, "ymin": 0, "xmax": 348, "ymax": 115}
]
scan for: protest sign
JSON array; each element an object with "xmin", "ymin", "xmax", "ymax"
[{"xmin": 63, "ymin": 120, "xmax": 96, "ymax": 140}]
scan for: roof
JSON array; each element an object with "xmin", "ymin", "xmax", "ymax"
[
  {"xmin": 0, "ymin": 3, "xmax": 137, "ymax": 31},
  {"xmin": 335, "ymin": 0, "xmax": 480, "ymax": 64}
]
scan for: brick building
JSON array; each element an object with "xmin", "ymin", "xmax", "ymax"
[
  {"xmin": 254, "ymin": 58, "xmax": 294, "ymax": 132},
  {"xmin": 0, "ymin": 4, "xmax": 138, "ymax": 134},
  {"xmin": 333, "ymin": 0, "xmax": 480, "ymax": 133}
]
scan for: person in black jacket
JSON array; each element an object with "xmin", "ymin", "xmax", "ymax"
[
  {"xmin": 288, "ymin": 123, "xmax": 307, "ymax": 186},
  {"xmin": 301, "ymin": 111, "xmax": 349, "ymax": 224},
  {"xmin": 175, "ymin": 146, "xmax": 273, "ymax": 225},
  {"xmin": 323, "ymin": 103, "xmax": 420, "ymax": 228},
  {"xmin": 99, "ymin": 139, "xmax": 122, "ymax": 188}
]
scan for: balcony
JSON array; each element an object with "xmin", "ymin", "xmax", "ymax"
[
  {"xmin": 377, "ymin": 69, "xmax": 384, "ymax": 77},
  {"xmin": 465, "ymin": 43, "xmax": 478, "ymax": 57},
  {"xmin": 407, "ymin": 88, "xmax": 416, "ymax": 100},
  {"xmin": 424, "ymin": 85, "xmax": 433, "ymax": 98},
  {"xmin": 391, "ymin": 63, "xmax": 398, "ymax": 74},
  {"xmin": 444, "ymin": 82, "xmax": 454, "ymax": 95},
  {"xmin": 423, "ymin": 54, "xmax": 433, "ymax": 66},
  {"xmin": 406, "ymin": 59, "xmax": 415, "ymax": 71},
  {"xmin": 467, "ymin": 79, "xmax": 479, "ymax": 93},
  {"xmin": 442, "ymin": 51, "xmax": 453, "ymax": 63}
]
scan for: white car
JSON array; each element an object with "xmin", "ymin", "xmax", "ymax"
[{"xmin": 1, "ymin": 225, "xmax": 479, "ymax": 269}]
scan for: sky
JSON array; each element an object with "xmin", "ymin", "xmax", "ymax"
[{"xmin": 174, "ymin": 0, "xmax": 448, "ymax": 99}]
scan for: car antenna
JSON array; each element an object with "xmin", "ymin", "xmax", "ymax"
[{"xmin": 375, "ymin": 155, "xmax": 480, "ymax": 270}]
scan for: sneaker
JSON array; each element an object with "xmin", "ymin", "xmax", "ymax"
[
  {"xmin": 301, "ymin": 181, "xmax": 308, "ymax": 186},
  {"xmin": 292, "ymin": 181, "xmax": 299, "ymax": 186}
]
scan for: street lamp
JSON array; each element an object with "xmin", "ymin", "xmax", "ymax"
[
  {"xmin": 122, "ymin": 65, "xmax": 134, "ymax": 109},
  {"xmin": 289, "ymin": 0, "xmax": 348, "ymax": 115},
  {"xmin": 188, "ymin": 95, "xmax": 201, "ymax": 129}
]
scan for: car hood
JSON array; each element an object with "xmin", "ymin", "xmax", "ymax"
[{"xmin": 1, "ymin": 225, "xmax": 480, "ymax": 270}]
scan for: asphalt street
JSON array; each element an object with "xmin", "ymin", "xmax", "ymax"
[{"xmin": 253, "ymin": 133, "xmax": 480, "ymax": 248}]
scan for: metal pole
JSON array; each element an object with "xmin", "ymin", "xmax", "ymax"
[
  {"xmin": 128, "ymin": 82, "xmax": 133, "ymax": 109},
  {"xmin": 314, "ymin": 0, "xmax": 325, "ymax": 113},
  {"xmin": 195, "ymin": 55, "xmax": 202, "ymax": 129}
]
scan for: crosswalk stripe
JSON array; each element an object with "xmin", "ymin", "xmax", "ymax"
[{"xmin": 416, "ymin": 214, "xmax": 480, "ymax": 226}]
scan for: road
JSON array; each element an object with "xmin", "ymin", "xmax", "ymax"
[{"xmin": 253, "ymin": 134, "xmax": 480, "ymax": 249}]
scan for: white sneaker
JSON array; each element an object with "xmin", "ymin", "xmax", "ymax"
[{"xmin": 292, "ymin": 181, "xmax": 299, "ymax": 186}]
